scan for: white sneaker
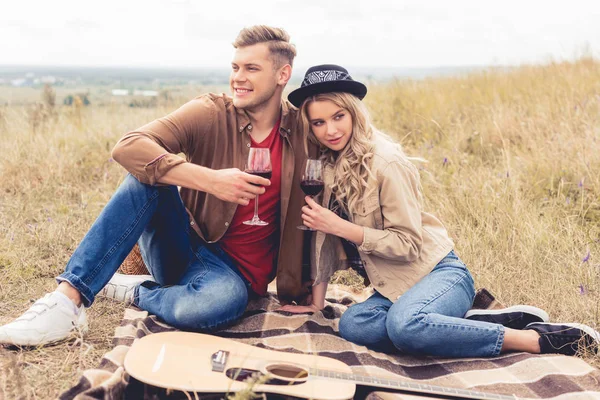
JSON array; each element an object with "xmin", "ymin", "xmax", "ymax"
[
  {"xmin": 0, "ymin": 291, "xmax": 87, "ymax": 347},
  {"xmin": 98, "ymin": 273, "xmax": 154, "ymax": 304}
]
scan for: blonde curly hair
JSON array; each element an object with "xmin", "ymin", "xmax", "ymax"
[{"xmin": 300, "ymin": 92, "xmax": 377, "ymax": 215}]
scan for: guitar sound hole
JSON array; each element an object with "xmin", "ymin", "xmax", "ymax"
[{"xmin": 265, "ymin": 364, "xmax": 308, "ymax": 382}]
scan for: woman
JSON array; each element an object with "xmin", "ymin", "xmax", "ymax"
[{"xmin": 279, "ymin": 64, "xmax": 600, "ymax": 358}]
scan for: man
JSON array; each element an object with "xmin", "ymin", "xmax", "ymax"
[{"xmin": 0, "ymin": 25, "xmax": 311, "ymax": 346}]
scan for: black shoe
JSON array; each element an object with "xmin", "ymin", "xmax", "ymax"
[
  {"xmin": 526, "ymin": 322, "xmax": 600, "ymax": 356},
  {"xmin": 465, "ymin": 305, "xmax": 549, "ymax": 330}
]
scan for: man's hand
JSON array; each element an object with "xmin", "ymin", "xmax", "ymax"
[
  {"xmin": 301, "ymin": 196, "xmax": 344, "ymax": 235},
  {"xmin": 276, "ymin": 304, "xmax": 321, "ymax": 314},
  {"xmin": 209, "ymin": 168, "xmax": 270, "ymax": 206},
  {"xmin": 158, "ymin": 164, "xmax": 270, "ymax": 206}
]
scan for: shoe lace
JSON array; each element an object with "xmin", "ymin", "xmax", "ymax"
[{"xmin": 543, "ymin": 328, "xmax": 583, "ymax": 353}]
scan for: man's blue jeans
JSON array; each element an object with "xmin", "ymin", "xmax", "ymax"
[
  {"xmin": 57, "ymin": 174, "xmax": 250, "ymax": 331},
  {"xmin": 338, "ymin": 251, "xmax": 505, "ymax": 357}
]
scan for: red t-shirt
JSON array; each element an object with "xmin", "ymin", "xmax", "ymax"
[{"xmin": 219, "ymin": 119, "xmax": 282, "ymax": 296}]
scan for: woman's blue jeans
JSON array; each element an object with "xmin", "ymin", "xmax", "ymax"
[
  {"xmin": 56, "ymin": 174, "xmax": 250, "ymax": 331},
  {"xmin": 338, "ymin": 251, "xmax": 505, "ymax": 357}
]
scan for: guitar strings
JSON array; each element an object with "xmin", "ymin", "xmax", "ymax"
[
  {"xmin": 216, "ymin": 351, "xmax": 514, "ymax": 399},
  {"xmin": 223, "ymin": 350, "xmax": 447, "ymax": 386}
]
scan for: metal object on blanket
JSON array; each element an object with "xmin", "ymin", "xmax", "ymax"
[
  {"xmin": 124, "ymin": 332, "xmax": 517, "ymax": 400},
  {"xmin": 211, "ymin": 350, "xmax": 229, "ymax": 373},
  {"xmin": 118, "ymin": 243, "xmax": 150, "ymax": 275}
]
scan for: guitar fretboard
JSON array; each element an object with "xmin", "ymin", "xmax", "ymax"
[{"xmin": 310, "ymin": 368, "xmax": 516, "ymax": 400}]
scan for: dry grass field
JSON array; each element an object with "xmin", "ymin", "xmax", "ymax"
[{"xmin": 1, "ymin": 58, "xmax": 599, "ymax": 399}]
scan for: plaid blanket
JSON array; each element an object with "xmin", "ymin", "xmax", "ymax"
[{"xmin": 62, "ymin": 285, "xmax": 600, "ymax": 400}]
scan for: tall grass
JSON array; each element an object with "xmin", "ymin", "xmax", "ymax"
[
  {"xmin": 366, "ymin": 58, "xmax": 600, "ymax": 323},
  {"xmin": 1, "ymin": 58, "xmax": 599, "ymax": 398}
]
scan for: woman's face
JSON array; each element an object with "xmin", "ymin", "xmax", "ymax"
[{"xmin": 307, "ymin": 99, "xmax": 353, "ymax": 152}]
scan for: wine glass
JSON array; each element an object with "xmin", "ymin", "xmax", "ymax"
[
  {"xmin": 297, "ymin": 159, "xmax": 324, "ymax": 231},
  {"xmin": 243, "ymin": 148, "xmax": 272, "ymax": 226}
]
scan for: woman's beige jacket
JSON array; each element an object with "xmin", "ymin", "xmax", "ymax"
[{"xmin": 311, "ymin": 134, "xmax": 455, "ymax": 301}]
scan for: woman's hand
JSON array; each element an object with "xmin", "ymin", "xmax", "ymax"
[
  {"xmin": 276, "ymin": 304, "xmax": 321, "ymax": 314},
  {"xmin": 302, "ymin": 197, "xmax": 365, "ymax": 245},
  {"xmin": 301, "ymin": 196, "xmax": 344, "ymax": 235},
  {"xmin": 276, "ymin": 282, "xmax": 327, "ymax": 315}
]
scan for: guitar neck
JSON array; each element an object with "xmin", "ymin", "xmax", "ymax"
[{"xmin": 311, "ymin": 368, "xmax": 515, "ymax": 400}]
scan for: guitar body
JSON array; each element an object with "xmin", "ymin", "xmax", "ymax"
[
  {"xmin": 124, "ymin": 332, "xmax": 356, "ymax": 400},
  {"xmin": 125, "ymin": 332, "xmax": 515, "ymax": 400}
]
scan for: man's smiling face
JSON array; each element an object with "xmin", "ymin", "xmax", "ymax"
[{"xmin": 230, "ymin": 43, "xmax": 280, "ymax": 111}]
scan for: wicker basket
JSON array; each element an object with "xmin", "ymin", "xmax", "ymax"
[{"xmin": 118, "ymin": 243, "xmax": 150, "ymax": 275}]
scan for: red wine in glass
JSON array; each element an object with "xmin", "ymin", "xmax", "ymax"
[
  {"xmin": 298, "ymin": 159, "xmax": 324, "ymax": 231},
  {"xmin": 246, "ymin": 170, "xmax": 273, "ymax": 181},
  {"xmin": 300, "ymin": 180, "xmax": 324, "ymax": 196},
  {"xmin": 243, "ymin": 148, "xmax": 272, "ymax": 226}
]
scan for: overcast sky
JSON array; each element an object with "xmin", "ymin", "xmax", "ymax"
[{"xmin": 2, "ymin": 0, "xmax": 599, "ymax": 70}]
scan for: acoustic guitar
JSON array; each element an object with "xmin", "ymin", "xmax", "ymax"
[{"xmin": 124, "ymin": 332, "xmax": 518, "ymax": 400}]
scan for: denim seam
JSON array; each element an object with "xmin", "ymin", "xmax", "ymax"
[
  {"xmin": 416, "ymin": 316, "xmax": 505, "ymax": 356},
  {"xmin": 199, "ymin": 304, "xmax": 247, "ymax": 331},
  {"xmin": 419, "ymin": 319, "xmax": 503, "ymax": 332},
  {"xmin": 436, "ymin": 256, "xmax": 465, "ymax": 269},
  {"xmin": 413, "ymin": 268, "xmax": 471, "ymax": 318},
  {"xmin": 190, "ymin": 263, "xmax": 211, "ymax": 283},
  {"xmin": 190, "ymin": 246, "xmax": 213, "ymax": 281},
  {"xmin": 193, "ymin": 246, "xmax": 208, "ymax": 266},
  {"xmin": 492, "ymin": 326, "xmax": 505, "ymax": 356},
  {"xmin": 367, "ymin": 305, "xmax": 391, "ymax": 313},
  {"xmin": 85, "ymin": 190, "xmax": 160, "ymax": 285},
  {"xmin": 436, "ymin": 257, "xmax": 460, "ymax": 267}
]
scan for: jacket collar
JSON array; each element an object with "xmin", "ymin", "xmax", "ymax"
[
  {"xmin": 235, "ymin": 99, "xmax": 296, "ymax": 138},
  {"xmin": 279, "ymin": 99, "xmax": 295, "ymax": 137}
]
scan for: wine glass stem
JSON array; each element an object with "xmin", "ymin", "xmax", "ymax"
[
  {"xmin": 253, "ymin": 194, "xmax": 260, "ymax": 220},
  {"xmin": 304, "ymin": 196, "xmax": 313, "ymax": 228}
]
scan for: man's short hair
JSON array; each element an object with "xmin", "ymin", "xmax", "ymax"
[{"xmin": 233, "ymin": 25, "xmax": 297, "ymax": 68}]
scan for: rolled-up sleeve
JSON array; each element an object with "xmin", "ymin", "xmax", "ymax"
[
  {"xmin": 358, "ymin": 160, "xmax": 423, "ymax": 261},
  {"xmin": 111, "ymin": 96, "xmax": 215, "ymax": 185}
]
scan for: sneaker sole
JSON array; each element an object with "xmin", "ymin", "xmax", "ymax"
[
  {"xmin": 0, "ymin": 327, "xmax": 88, "ymax": 347},
  {"xmin": 465, "ymin": 305, "xmax": 550, "ymax": 322},
  {"xmin": 527, "ymin": 322, "xmax": 600, "ymax": 343}
]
